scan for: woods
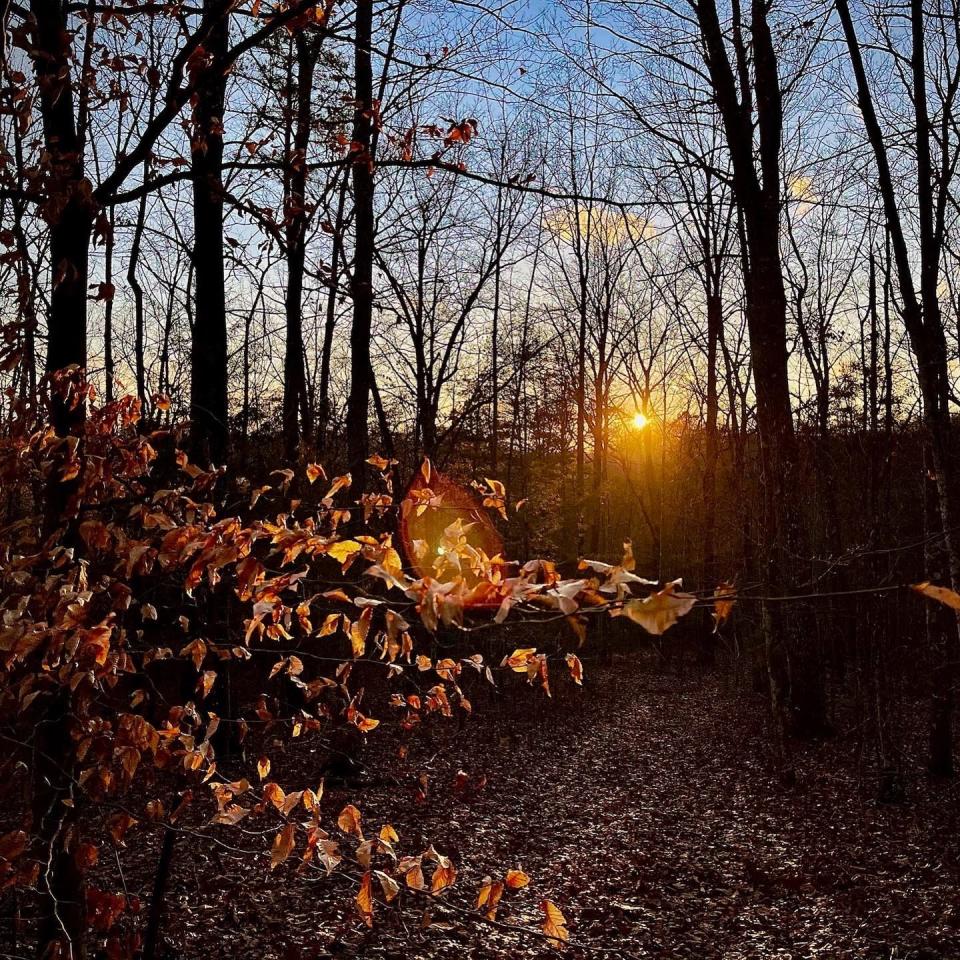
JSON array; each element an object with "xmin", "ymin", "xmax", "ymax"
[{"xmin": 3, "ymin": 0, "xmax": 960, "ymax": 957}]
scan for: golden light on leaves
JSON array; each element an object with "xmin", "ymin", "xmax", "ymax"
[
  {"xmin": 375, "ymin": 869, "xmax": 400, "ymax": 902},
  {"xmin": 477, "ymin": 876, "xmax": 505, "ymax": 919},
  {"xmin": 912, "ymin": 581, "xmax": 960, "ymax": 610},
  {"xmin": 397, "ymin": 463, "xmax": 504, "ymax": 601},
  {"xmin": 379, "ymin": 824, "xmax": 399, "ymax": 845},
  {"xmin": 619, "ymin": 579, "xmax": 697, "ymax": 635},
  {"xmin": 426, "ymin": 845, "xmax": 457, "ymax": 892},
  {"xmin": 305, "ymin": 462, "xmax": 326, "ymax": 484},
  {"xmin": 565, "ymin": 653, "xmax": 584, "ymax": 685}
]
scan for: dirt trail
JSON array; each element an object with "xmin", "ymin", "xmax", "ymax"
[{"xmin": 166, "ymin": 658, "xmax": 960, "ymax": 959}]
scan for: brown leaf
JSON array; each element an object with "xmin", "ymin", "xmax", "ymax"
[
  {"xmin": 541, "ymin": 899, "xmax": 569, "ymax": 944},
  {"xmin": 270, "ymin": 823, "xmax": 296, "ymax": 870},
  {"xmin": 620, "ymin": 579, "xmax": 696, "ymax": 635},
  {"xmin": 565, "ymin": 653, "xmax": 584, "ymax": 685},
  {"xmin": 337, "ymin": 803, "xmax": 363, "ymax": 838},
  {"xmin": 712, "ymin": 581, "xmax": 737, "ymax": 632},
  {"xmin": 356, "ymin": 871, "xmax": 374, "ymax": 926},
  {"xmin": 374, "ymin": 869, "xmax": 400, "ymax": 902}
]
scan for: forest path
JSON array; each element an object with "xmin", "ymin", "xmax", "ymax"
[
  {"xmin": 382, "ymin": 656, "xmax": 960, "ymax": 959},
  {"xmin": 167, "ymin": 656, "xmax": 960, "ymax": 960}
]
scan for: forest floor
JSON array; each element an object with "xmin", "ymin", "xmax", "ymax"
[
  {"xmin": 148, "ymin": 658, "xmax": 960, "ymax": 960},
  {"xmin": 126, "ymin": 655, "xmax": 960, "ymax": 959}
]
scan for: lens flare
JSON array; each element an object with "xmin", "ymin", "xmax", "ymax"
[
  {"xmin": 632, "ymin": 411, "xmax": 649, "ymax": 430},
  {"xmin": 398, "ymin": 465, "xmax": 505, "ymax": 608}
]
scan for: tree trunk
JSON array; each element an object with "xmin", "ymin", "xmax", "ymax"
[
  {"xmin": 282, "ymin": 34, "xmax": 316, "ymax": 462},
  {"xmin": 189, "ymin": 0, "xmax": 230, "ymax": 465},
  {"xmin": 702, "ymin": 286, "xmax": 721, "ymax": 585},
  {"xmin": 318, "ymin": 178, "xmax": 348, "ymax": 453},
  {"xmin": 32, "ymin": 692, "xmax": 86, "ymax": 960},
  {"xmin": 346, "ymin": 0, "xmax": 375, "ymax": 496},
  {"xmin": 28, "ymin": 10, "xmax": 92, "ymax": 945},
  {"xmin": 127, "ymin": 180, "xmax": 149, "ymax": 411},
  {"xmin": 30, "ymin": 0, "xmax": 91, "ymax": 433}
]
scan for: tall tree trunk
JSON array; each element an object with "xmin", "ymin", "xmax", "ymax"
[
  {"xmin": 695, "ymin": 0, "xmax": 826, "ymax": 749},
  {"xmin": 702, "ymin": 284, "xmax": 721, "ymax": 585},
  {"xmin": 318, "ymin": 178, "xmax": 348, "ymax": 453},
  {"xmin": 28, "ymin": 4, "xmax": 91, "ymax": 944},
  {"xmin": 575, "ymin": 292, "xmax": 587, "ymax": 557},
  {"xmin": 189, "ymin": 0, "xmax": 230, "ymax": 464},
  {"xmin": 490, "ymin": 184, "xmax": 503, "ymax": 475},
  {"xmin": 30, "ymin": 0, "xmax": 91, "ymax": 434},
  {"xmin": 32, "ymin": 693, "xmax": 86, "ymax": 960},
  {"xmin": 282, "ymin": 34, "xmax": 317, "ymax": 462},
  {"xmin": 346, "ymin": 0, "xmax": 374, "ymax": 496},
  {"xmin": 102, "ymin": 206, "xmax": 115, "ymax": 403},
  {"xmin": 127, "ymin": 178, "xmax": 149, "ymax": 410}
]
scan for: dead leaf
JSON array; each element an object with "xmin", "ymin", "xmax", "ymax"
[
  {"xmin": 541, "ymin": 899, "xmax": 569, "ymax": 944},
  {"xmin": 356, "ymin": 871, "xmax": 374, "ymax": 926},
  {"xmin": 620, "ymin": 579, "xmax": 696, "ymax": 635},
  {"xmin": 912, "ymin": 581, "xmax": 960, "ymax": 611},
  {"xmin": 337, "ymin": 803, "xmax": 363, "ymax": 838},
  {"xmin": 270, "ymin": 823, "xmax": 296, "ymax": 869}
]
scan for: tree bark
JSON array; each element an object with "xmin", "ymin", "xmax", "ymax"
[
  {"xmin": 282, "ymin": 33, "xmax": 317, "ymax": 462},
  {"xmin": 30, "ymin": 0, "xmax": 92, "ymax": 434},
  {"xmin": 189, "ymin": 0, "xmax": 230, "ymax": 465},
  {"xmin": 696, "ymin": 0, "xmax": 820, "ymax": 748},
  {"xmin": 346, "ymin": 0, "xmax": 375, "ymax": 496}
]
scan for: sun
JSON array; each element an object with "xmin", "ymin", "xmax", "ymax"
[{"xmin": 632, "ymin": 411, "xmax": 650, "ymax": 430}]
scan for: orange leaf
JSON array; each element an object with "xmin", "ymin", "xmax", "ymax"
[
  {"xmin": 270, "ymin": 823, "xmax": 296, "ymax": 869},
  {"xmin": 620, "ymin": 579, "xmax": 696, "ymax": 635},
  {"xmin": 350, "ymin": 605, "xmax": 372, "ymax": 658},
  {"xmin": 564, "ymin": 653, "xmax": 584, "ymax": 685},
  {"xmin": 337, "ymin": 803, "xmax": 363, "ymax": 838},
  {"xmin": 505, "ymin": 868, "xmax": 530, "ymax": 889},
  {"xmin": 323, "ymin": 473, "xmax": 351, "ymax": 501},
  {"xmin": 541, "ymin": 899, "xmax": 569, "ymax": 944},
  {"xmin": 429, "ymin": 848, "xmax": 457, "ymax": 892},
  {"xmin": 356, "ymin": 871, "xmax": 374, "ymax": 926},
  {"xmin": 712, "ymin": 581, "xmax": 737, "ymax": 632},
  {"xmin": 379, "ymin": 824, "xmax": 399, "ymax": 844},
  {"xmin": 912, "ymin": 581, "xmax": 960, "ymax": 611},
  {"xmin": 328, "ymin": 539, "xmax": 362, "ymax": 567},
  {"xmin": 262, "ymin": 782, "xmax": 285, "ymax": 812}
]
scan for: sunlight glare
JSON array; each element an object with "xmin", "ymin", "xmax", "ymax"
[{"xmin": 632, "ymin": 411, "xmax": 650, "ymax": 431}]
